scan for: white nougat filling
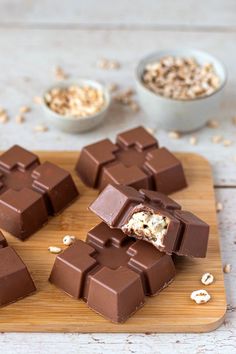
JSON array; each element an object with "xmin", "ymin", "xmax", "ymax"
[{"xmin": 122, "ymin": 211, "xmax": 169, "ymax": 248}]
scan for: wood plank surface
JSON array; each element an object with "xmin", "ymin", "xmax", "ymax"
[
  {"xmin": 0, "ymin": 151, "xmax": 226, "ymax": 333},
  {"xmin": 0, "ymin": 0, "xmax": 235, "ymax": 29}
]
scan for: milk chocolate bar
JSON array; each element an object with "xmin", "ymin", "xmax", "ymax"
[
  {"xmin": 49, "ymin": 222, "xmax": 175, "ymax": 323},
  {"xmin": 0, "ymin": 145, "xmax": 79, "ymax": 239},
  {"xmin": 76, "ymin": 126, "xmax": 187, "ymax": 194},
  {"xmin": 0, "ymin": 233, "xmax": 36, "ymax": 306},
  {"xmin": 89, "ymin": 184, "xmax": 209, "ymax": 258}
]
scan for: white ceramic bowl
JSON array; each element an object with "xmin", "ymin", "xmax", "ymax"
[
  {"xmin": 43, "ymin": 79, "xmax": 111, "ymax": 133},
  {"xmin": 135, "ymin": 49, "xmax": 227, "ymax": 132}
]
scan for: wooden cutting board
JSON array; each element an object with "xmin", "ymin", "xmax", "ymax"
[{"xmin": 0, "ymin": 151, "xmax": 226, "ymax": 333}]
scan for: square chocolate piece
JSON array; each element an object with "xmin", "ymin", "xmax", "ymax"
[
  {"xmin": 0, "ymin": 235, "xmax": 36, "ymax": 306},
  {"xmin": 0, "ymin": 145, "xmax": 79, "ymax": 239},
  {"xmin": 49, "ymin": 222, "xmax": 175, "ymax": 323},
  {"xmin": 76, "ymin": 126, "xmax": 187, "ymax": 194}
]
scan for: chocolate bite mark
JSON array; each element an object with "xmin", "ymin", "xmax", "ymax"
[
  {"xmin": 76, "ymin": 126, "xmax": 187, "ymax": 194},
  {"xmin": 122, "ymin": 207, "xmax": 170, "ymax": 250},
  {"xmin": 49, "ymin": 222, "xmax": 175, "ymax": 322},
  {"xmin": 0, "ymin": 145, "xmax": 79, "ymax": 239}
]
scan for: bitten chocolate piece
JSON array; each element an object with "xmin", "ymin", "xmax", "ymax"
[
  {"xmin": 89, "ymin": 184, "xmax": 209, "ymax": 258},
  {"xmin": 0, "ymin": 234, "xmax": 36, "ymax": 306},
  {"xmin": 0, "ymin": 145, "xmax": 79, "ymax": 239},
  {"xmin": 49, "ymin": 222, "xmax": 175, "ymax": 323},
  {"xmin": 76, "ymin": 126, "xmax": 187, "ymax": 194}
]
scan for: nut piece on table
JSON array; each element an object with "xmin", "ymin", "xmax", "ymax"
[
  {"xmin": 223, "ymin": 264, "xmax": 232, "ymax": 273},
  {"xmin": 48, "ymin": 246, "xmax": 62, "ymax": 254},
  {"xmin": 63, "ymin": 235, "xmax": 76, "ymax": 246},
  {"xmin": 201, "ymin": 272, "xmax": 214, "ymax": 285},
  {"xmin": 191, "ymin": 289, "xmax": 211, "ymax": 304}
]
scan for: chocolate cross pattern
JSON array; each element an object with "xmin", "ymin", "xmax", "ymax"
[
  {"xmin": 76, "ymin": 126, "xmax": 187, "ymax": 194},
  {"xmin": 0, "ymin": 145, "xmax": 78, "ymax": 239},
  {"xmin": 49, "ymin": 222, "xmax": 175, "ymax": 323}
]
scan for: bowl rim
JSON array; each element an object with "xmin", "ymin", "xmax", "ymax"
[
  {"xmin": 43, "ymin": 78, "xmax": 111, "ymax": 122},
  {"xmin": 135, "ymin": 48, "xmax": 227, "ymax": 103}
]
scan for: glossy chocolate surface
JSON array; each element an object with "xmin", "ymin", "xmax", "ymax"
[
  {"xmin": 76, "ymin": 126, "xmax": 187, "ymax": 194},
  {"xmin": 0, "ymin": 145, "xmax": 79, "ymax": 239},
  {"xmin": 49, "ymin": 222, "xmax": 175, "ymax": 323},
  {"xmin": 89, "ymin": 184, "xmax": 209, "ymax": 258},
  {"xmin": 0, "ymin": 233, "xmax": 36, "ymax": 306}
]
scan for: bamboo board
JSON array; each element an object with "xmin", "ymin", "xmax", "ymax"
[{"xmin": 0, "ymin": 152, "xmax": 226, "ymax": 333}]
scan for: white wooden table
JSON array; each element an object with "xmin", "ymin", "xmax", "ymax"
[{"xmin": 0, "ymin": 1, "xmax": 235, "ymax": 353}]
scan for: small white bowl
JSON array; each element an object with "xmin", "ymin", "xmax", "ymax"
[
  {"xmin": 135, "ymin": 49, "xmax": 227, "ymax": 132},
  {"xmin": 43, "ymin": 79, "xmax": 111, "ymax": 133}
]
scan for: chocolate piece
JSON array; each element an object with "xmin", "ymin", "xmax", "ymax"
[
  {"xmin": 76, "ymin": 126, "xmax": 187, "ymax": 194},
  {"xmin": 173, "ymin": 210, "xmax": 210, "ymax": 258},
  {"xmin": 89, "ymin": 184, "xmax": 209, "ymax": 258},
  {"xmin": 0, "ymin": 235, "xmax": 36, "ymax": 306},
  {"xmin": 0, "ymin": 145, "xmax": 79, "ymax": 239},
  {"xmin": 49, "ymin": 222, "xmax": 175, "ymax": 323}
]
